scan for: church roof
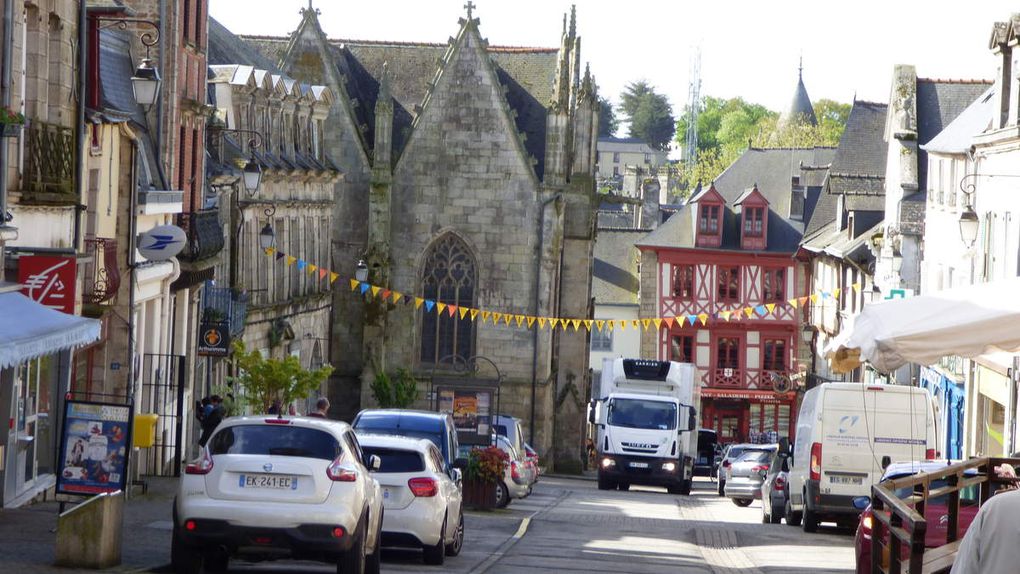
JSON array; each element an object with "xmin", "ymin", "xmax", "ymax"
[{"xmin": 779, "ymin": 66, "xmax": 817, "ymax": 127}]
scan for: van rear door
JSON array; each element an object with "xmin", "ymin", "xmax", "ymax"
[
  {"xmin": 819, "ymin": 388, "xmax": 875, "ymax": 498},
  {"xmin": 864, "ymin": 387, "xmax": 932, "ymax": 484}
]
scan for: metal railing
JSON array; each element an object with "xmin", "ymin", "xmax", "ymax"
[
  {"xmin": 24, "ymin": 121, "xmax": 75, "ymax": 195},
  {"xmin": 202, "ymin": 282, "xmax": 249, "ymax": 336},
  {"xmin": 177, "ymin": 209, "xmax": 224, "ymax": 263},
  {"xmin": 82, "ymin": 237, "xmax": 121, "ymax": 304}
]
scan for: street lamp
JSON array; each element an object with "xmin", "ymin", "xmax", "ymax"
[
  {"xmin": 958, "ymin": 173, "xmax": 981, "ymax": 249},
  {"xmin": 258, "ymin": 205, "xmax": 276, "ymax": 251},
  {"xmin": 130, "ymin": 57, "xmax": 161, "ymax": 107},
  {"xmin": 209, "ymin": 127, "xmax": 264, "ymax": 197},
  {"xmin": 355, "ymin": 259, "xmax": 369, "ymax": 283}
]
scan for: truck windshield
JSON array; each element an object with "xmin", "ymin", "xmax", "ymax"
[{"xmin": 607, "ymin": 399, "xmax": 677, "ymax": 430}]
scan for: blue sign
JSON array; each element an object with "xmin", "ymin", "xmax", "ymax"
[{"xmin": 56, "ymin": 400, "xmax": 133, "ymax": 496}]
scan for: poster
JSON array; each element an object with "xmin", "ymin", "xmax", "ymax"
[
  {"xmin": 435, "ymin": 385, "xmax": 494, "ymax": 446},
  {"xmin": 56, "ymin": 400, "xmax": 133, "ymax": 496}
]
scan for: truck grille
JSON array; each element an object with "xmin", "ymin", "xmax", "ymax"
[{"xmin": 621, "ymin": 442, "xmax": 657, "ymax": 453}]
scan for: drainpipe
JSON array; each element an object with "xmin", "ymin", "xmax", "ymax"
[
  {"xmin": 72, "ymin": 1, "xmax": 88, "ymax": 250},
  {"xmin": 530, "ymin": 193, "xmax": 562, "ymax": 445},
  {"xmin": 0, "ymin": 0, "xmax": 17, "ymax": 234}
]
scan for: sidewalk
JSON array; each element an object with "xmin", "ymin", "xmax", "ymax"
[{"xmin": 0, "ymin": 478, "xmax": 175, "ymax": 573}]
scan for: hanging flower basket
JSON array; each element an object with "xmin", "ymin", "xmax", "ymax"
[{"xmin": 461, "ymin": 446, "xmax": 509, "ymax": 511}]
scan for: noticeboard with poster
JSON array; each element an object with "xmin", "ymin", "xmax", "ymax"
[
  {"xmin": 56, "ymin": 400, "xmax": 133, "ymax": 496},
  {"xmin": 436, "ymin": 385, "xmax": 494, "ymax": 446}
]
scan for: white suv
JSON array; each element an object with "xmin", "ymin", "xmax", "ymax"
[
  {"xmin": 357, "ymin": 434, "xmax": 464, "ymax": 565},
  {"xmin": 172, "ymin": 416, "xmax": 383, "ymax": 574}
]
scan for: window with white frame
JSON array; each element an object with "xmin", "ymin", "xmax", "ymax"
[{"xmin": 590, "ymin": 327, "xmax": 613, "ymax": 352}]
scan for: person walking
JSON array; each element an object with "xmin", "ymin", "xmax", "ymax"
[
  {"xmin": 307, "ymin": 397, "xmax": 330, "ymax": 419},
  {"xmin": 198, "ymin": 395, "xmax": 225, "ymax": 447}
]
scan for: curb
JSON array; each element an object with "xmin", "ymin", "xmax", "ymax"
[{"xmin": 543, "ymin": 472, "xmax": 597, "ymax": 482}]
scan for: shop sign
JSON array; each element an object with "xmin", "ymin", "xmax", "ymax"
[
  {"xmin": 197, "ymin": 322, "xmax": 230, "ymax": 357},
  {"xmin": 56, "ymin": 400, "xmax": 133, "ymax": 496},
  {"xmin": 137, "ymin": 224, "xmax": 186, "ymax": 261},
  {"xmin": 18, "ymin": 255, "xmax": 76, "ymax": 314}
]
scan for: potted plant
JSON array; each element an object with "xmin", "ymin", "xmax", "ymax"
[
  {"xmin": 461, "ymin": 445, "xmax": 509, "ymax": 510},
  {"xmin": 0, "ymin": 107, "xmax": 25, "ymax": 137}
]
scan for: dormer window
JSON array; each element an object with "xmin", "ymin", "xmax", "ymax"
[
  {"xmin": 699, "ymin": 204, "xmax": 720, "ymax": 234},
  {"xmin": 743, "ymin": 207, "xmax": 764, "ymax": 237}
]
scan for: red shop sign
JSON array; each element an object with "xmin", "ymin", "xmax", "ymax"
[{"xmin": 19, "ymin": 255, "xmax": 77, "ymax": 314}]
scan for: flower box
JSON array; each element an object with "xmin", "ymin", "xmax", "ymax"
[
  {"xmin": 462, "ymin": 478, "xmax": 496, "ymax": 510},
  {"xmin": 0, "ymin": 123, "xmax": 22, "ymax": 138}
]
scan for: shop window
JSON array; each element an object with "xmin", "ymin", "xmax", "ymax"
[
  {"xmin": 763, "ymin": 268, "xmax": 786, "ymax": 302},
  {"xmin": 671, "ymin": 335, "xmax": 693, "ymax": 363},
  {"xmin": 763, "ymin": 339, "xmax": 787, "ymax": 371},
  {"xmin": 671, "ymin": 264, "xmax": 694, "ymax": 299},
  {"xmin": 717, "ymin": 266, "xmax": 740, "ymax": 302},
  {"xmin": 716, "ymin": 337, "xmax": 740, "ymax": 369}
]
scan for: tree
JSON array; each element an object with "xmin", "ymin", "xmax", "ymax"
[
  {"xmin": 598, "ymin": 97, "xmax": 619, "ymax": 138},
  {"xmin": 370, "ymin": 368, "xmax": 419, "ymax": 408},
  {"xmin": 618, "ymin": 82, "xmax": 675, "ymax": 151},
  {"xmin": 229, "ymin": 341, "xmax": 334, "ymax": 414},
  {"xmin": 619, "ymin": 81, "xmax": 654, "ymax": 119}
]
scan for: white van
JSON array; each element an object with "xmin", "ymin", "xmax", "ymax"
[{"xmin": 785, "ymin": 383, "xmax": 938, "ymax": 533}]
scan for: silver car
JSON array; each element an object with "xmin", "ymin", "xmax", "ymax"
[
  {"xmin": 760, "ymin": 452, "xmax": 789, "ymax": 524},
  {"xmin": 717, "ymin": 443, "xmax": 774, "ymax": 496},
  {"xmin": 723, "ymin": 447, "xmax": 777, "ymax": 506}
]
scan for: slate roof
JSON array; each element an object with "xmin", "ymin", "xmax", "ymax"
[
  {"xmin": 231, "ymin": 28, "xmax": 559, "ymax": 178},
  {"xmin": 207, "ymin": 18, "xmax": 281, "ymax": 73},
  {"xmin": 916, "ymin": 79, "xmax": 992, "ymax": 192},
  {"xmin": 593, "ymin": 229, "xmax": 646, "ymax": 305},
  {"xmin": 779, "ymin": 69, "xmax": 817, "ymax": 126},
  {"xmin": 637, "ymin": 147, "xmax": 835, "ymax": 252},
  {"xmin": 922, "ymin": 86, "xmax": 995, "ymax": 154}
]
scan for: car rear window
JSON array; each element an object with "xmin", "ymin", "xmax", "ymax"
[
  {"xmin": 361, "ymin": 447, "xmax": 426, "ymax": 473},
  {"xmin": 208, "ymin": 425, "xmax": 341, "ymax": 460},
  {"xmin": 736, "ymin": 450, "xmax": 772, "ymax": 464}
]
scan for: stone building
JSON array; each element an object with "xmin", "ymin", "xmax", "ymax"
[{"xmin": 211, "ymin": 4, "xmax": 600, "ymax": 469}]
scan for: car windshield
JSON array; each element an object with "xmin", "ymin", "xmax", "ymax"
[
  {"xmin": 360, "ymin": 447, "xmax": 425, "ymax": 473},
  {"xmin": 735, "ymin": 450, "xmax": 772, "ymax": 464},
  {"xmin": 607, "ymin": 398, "xmax": 677, "ymax": 430},
  {"xmin": 208, "ymin": 425, "xmax": 341, "ymax": 460}
]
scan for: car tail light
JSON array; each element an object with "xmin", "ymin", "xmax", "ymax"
[
  {"xmin": 925, "ymin": 449, "xmax": 936, "ymax": 460},
  {"xmin": 722, "ymin": 459, "xmax": 731, "ymax": 468},
  {"xmin": 775, "ymin": 475, "xmax": 786, "ymax": 490},
  {"xmin": 861, "ymin": 510, "xmax": 873, "ymax": 535},
  {"xmin": 752, "ymin": 464, "xmax": 769, "ymax": 473},
  {"xmin": 326, "ymin": 456, "xmax": 358, "ymax": 482},
  {"xmin": 184, "ymin": 520, "xmax": 197, "ymax": 531},
  {"xmin": 408, "ymin": 477, "xmax": 438, "ymax": 497},
  {"xmin": 331, "ymin": 527, "xmax": 345, "ymax": 538},
  {"xmin": 511, "ymin": 461, "xmax": 522, "ymax": 481},
  {"xmin": 185, "ymin": 449, "xmax": 214, "ymax": 475},
  {"xmin": 264, "ymin": 418, "xmax": 291, "ymax": 425},
  {"xmin": 810, "ymin": 442, "xmax": 822, "ymax": 481}
]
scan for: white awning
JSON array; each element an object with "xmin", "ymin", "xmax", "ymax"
[
  {"xmin": 827, "ymin": 278, "xmax": 1020, "ymax": 374},
  {"xmin": 0, "ymin": 291, "xmax": 101, "ymax": 369}
]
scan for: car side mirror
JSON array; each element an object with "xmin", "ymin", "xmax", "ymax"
[
  {"xmin": 881, "ymin": 455, "xmax": 891, "ymax": 470},
  {"xmin": 852, "ymin": 496, "xmax": 871, "ymax": 510},
  {"xmin": 368, "ymin": 454, "xmax": 381, "ymax": 471},
  {"xmin": 453, "ymin": 457, "xmax": 468, "ymax": 470},
  {"xmin": 451, "ymin": 468, "xmax": 463, "ymax": 485},
  {"xmin": 587, "ymin": 399, "xmax": 597, "ymax": 424}
]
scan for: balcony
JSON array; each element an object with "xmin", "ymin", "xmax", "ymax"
[
  {"xmin": 177, "ymin": 210, "xmax": 225, "ymax": 263},
  {"xmin": 82, "ymin": 237, "xmax": 121, "ymax": 305},
  {"xmin": 23, "ymin": 121, "xmax": 75, "ymax": 202},
  {"xmin": 202, "ymin": 282, "xmax": 249, "ymax": 336},
  {"xmin": 713, "ymin": 368, "xmax": 742, "ymax": 387}
]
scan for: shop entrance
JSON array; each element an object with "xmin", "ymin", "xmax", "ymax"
[{"xmin": 707, "ymin": 401, "xmax": 746, "ymax": 444}]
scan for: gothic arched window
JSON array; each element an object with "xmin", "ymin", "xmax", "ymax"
[{"xmin": 420, "ymin": 234, "xmax": 476, "ymax": 364}]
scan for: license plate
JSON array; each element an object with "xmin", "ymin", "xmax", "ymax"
[
  {"xmin": 829, "ymin": 475, "xmax": 863, "ymax": 485},
  {"xmin": 630, "ymin": 461, "xmax": 649, "ymax": 468},
  {"xmin": 239, "ymin": 474, "xmax": 297, "ymax": 490}
]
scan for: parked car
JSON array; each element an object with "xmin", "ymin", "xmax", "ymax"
[
  {"xmin": 494, "ymin": 415, "xmax": 526, "ymax": 456},
  {"xmin": 357, "ymin": 434, "xmax": 465, "ymax": 565},
  {"xmin": 353, "ymin": 409, "xmax": 461, "ymax": 469},
  {"xmin": 493, "ymin": 435, "xmax": 533, "ymax": 507},
  {"xmin": 523, "ymin": 441, "xmax": 540, "ymax": 481},
  {"xmin": 172, "ymin": 416, "xmax": 384, "ymax": 574},
  {"xmin": 853, "ymin": 460, "xmax": 980, "ymax": 574},
  {"xmin": 761, "ymin": 452, "xmax": 790, "ymax": 524},
  {"xmin": 695, "ymin": 429, "xmax": 718, "ymax": 477},
  {"xmin": 717, "ymin": 443, "xmax": 775, "ymax": 496},
  {"xmin": 724, "ymin": 446, "xmax": 778, "ymax": 506}
]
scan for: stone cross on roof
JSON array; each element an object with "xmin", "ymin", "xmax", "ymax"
[{"xmin": 464, "ymin": 1, "xmax": 476, "ymax": 19}]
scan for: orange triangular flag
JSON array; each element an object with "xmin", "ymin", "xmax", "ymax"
[
  {"xmin": 381, "ymin": 289, "xmax": 391, "ymax": 300},
  {"xmin": 318, "ymin": 268, "xmax": 327, "ymax": 279},
  {"xmin": 663, "ymin": 317, "xmax": 675, "ymax": 329},
  {"xmin": 447, "ymin": 305, "xmax": 457, "ymax": 317},
  {"xmin": 515, "ymin": 315, "xmax": 525, "ymax": 327},
  {"xmin": 527, "ymin": 316, "xmax": 536, "ymax": 328},
  {"xmin": 798, "ymin": 296, "xmax": 809, "ymax": 306},
  {"xmin": 653, "ymin": 318, "xmax": 662, "ymax": 330},
  {"xmin": 370, "ymin": 286, "xmax": 380, "ymax": 297},
  {"xmin": 537, "ymin": 317, "xmax": 547, "ymax": 329},
  {"xmin": 392, "ymin": 292, "xmax": 402, "ymax": 304},
  {"xmin": 584, "ymin": 319, "xmax": 593, "ymax": 331},
  {"xmin": 470, "ymin": 309, "xmax": 479, "ymax": 321},
  {"xmin": 595, "ymin": 319, "xmax": 606, "ymax": 331},
  {"xmin": 765, "ymin": 303, "xmax": 776, "ymax": 314},
  {"xmin": 350, "ymin": 279, "xmax": 360, "ymax": 290},
  {"xmin": 415, "ymin": 297, "xmax": 424, "ymax": 310}
]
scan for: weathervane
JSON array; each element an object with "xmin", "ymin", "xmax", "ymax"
[
  {"xmin": 464, "ymin": 1, "xmax": 475, "ymax": 19},
  {"xmin": 301, "ymin": 0, "xmax": 320, "ymax": 16}
]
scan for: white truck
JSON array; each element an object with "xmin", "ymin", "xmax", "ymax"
[{"xmin": 588, "ymin": 358, "xmax": 699, "ymax": 494}]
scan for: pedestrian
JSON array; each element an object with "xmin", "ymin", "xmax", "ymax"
[
  {"xmin": 195, "ymin": 397, "xmax": 211, "ymax": 424},
  {"xmin": 287, "ymin": 402, "xmax": 299, "ymax": 416},
  {"xmin": 951, "ymin": 487, "xmax": 1020, "ymax": 573},
  {"xmin": 307, "ymin": 397, "xmax": 330, "ymax": 418},
  {"xmin": 198, "ymin": 395, "xmax": 225, "ymax": 447},
  {"xmin": 268, "ymin": 398, "xmax": 282, "ymax": 415}
]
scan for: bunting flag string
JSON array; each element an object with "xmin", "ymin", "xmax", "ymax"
[{"xmin": 259, "ymin": 248, "xmax": 861, "ymax": 333}]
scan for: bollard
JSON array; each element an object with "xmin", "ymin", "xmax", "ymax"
[{"xmin": 54, "ymin": 490, "xmax": 123, "ymax": 569}]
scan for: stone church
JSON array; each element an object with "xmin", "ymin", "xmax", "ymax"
[{"xmin": 210, "ymin": 3, "xmax": 599, "ymax": 469}]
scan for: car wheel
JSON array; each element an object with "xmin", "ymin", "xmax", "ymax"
[
  {"xmin": 423, "ymin": 516, "xmax": 447, "ymax": 565},
  {"xmin": 761, "ymin": 504, "xmax": 770, "ymax": 523},
  {"xmin": 733, "ymin": 498, "xmax": 752, "ymax": 507},
  {"xmin": 784, "ymin": 499, "xmax": 802, "ymax": 527},
  {"xmin": 204, "ymin": 551, "xmax": 229, "ymax": 573},
  {"xmin": 717, "ymin": 479, "xmax": 725, "ymax": 496},
  {"xmin": 445, "ymin": 512, "xmax": 464, "ymax": 557},
  {"xmin": 680, "ymin": 479, "xmax": 692, "ymax": 496},
  {"xmin": 597, "ymin": 475, "xmax": 616, "ymax": 491},
  {"xmin": 802, "ymin": 500, "xmax": 819, "ymax": 533},
  {"xmin": 338, "ymin": 517, "xmax": 366, "ymax": 574},
  {"xmin": 366, "ymin": 510, "xmax": 382, "ymax": 574},
  {"xmin": 617, "ymin": 483, "xmax": 630, "ymax": 491},
  {"xmin": 171, "ymin": 528, "xmax": 203, "ymax": 574},
  {"xmin": 495, "ymin": 481, "xmax": 511, "ymax": 508}
]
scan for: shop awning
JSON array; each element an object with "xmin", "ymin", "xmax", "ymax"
[
  {"xmin": 827, "ymin": 278, "xmax": 1020, "ymax": 374},
  {"xmin": 0, "ymin": 291, "xmax": 101, "ymax": 369}
]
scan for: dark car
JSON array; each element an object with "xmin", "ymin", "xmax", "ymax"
[
  {"xmin": 695, "ymin": 429, "xmax": 718, "ymax": 477},
  {"xmin": 761, "ymin": 452, "xmax": 790, "ymax": 524},
  {"xmin": 353, "ymin": 409, "xmax": 461, "ymax": 469},
  {"xmin": 853, "ymin": 461, "xmax": 981, "ymax": 574}
]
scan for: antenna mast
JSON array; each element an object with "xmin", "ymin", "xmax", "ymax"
[{"xmin": 684, "ymin": 47, "xmax": 701, "ymax": 168}]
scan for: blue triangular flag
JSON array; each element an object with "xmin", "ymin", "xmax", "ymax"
[
  {"xmin": 687, "ymin": 315, "xmax": 698, "ymax": 325},
  {"xmin": 359, "ymin": 282, "xmax": 370, "ymax": 294},
  {"xmin": 425, "ymin": 300, "xmax": 435, "ymax": 312},
  {"xmin": 821, "ymin": 291, "xmax": 831, "ymax": 299},
  {"xmin": 754, "ymin": 305, "xmax": 767, "ymax": 317},
  {"xmin": 296, "ymin": 260, "xmax": 306, "ymax": 271}
]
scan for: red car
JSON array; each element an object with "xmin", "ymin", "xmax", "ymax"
[{"xmin": 854, "ymin": 461, "xmax": 980, "ymax": 574}]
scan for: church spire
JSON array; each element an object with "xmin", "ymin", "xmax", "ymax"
[{"xmin": 779, "ymin": 58, "xmax": 817, "ymax": 128}]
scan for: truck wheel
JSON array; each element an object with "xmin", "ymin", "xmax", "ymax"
[
  {"xmin": 680, "ymin": 479, "xmax": 692, "ymax": 496},
  {"xmin": 802, "ymin": 499, "xmax": 819, "ymax": 533},
  {"xmin": 597, "ymin": 475, "xmax": 616, "ymax": 491},
  {"xmin": 617, "ymin": 483, "xmax": 630, "ymax": 491},
  {"xmin": 784, "ymin": 499, "xmax": 802, "ymax": 527}
]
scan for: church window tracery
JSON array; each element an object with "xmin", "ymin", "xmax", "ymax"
[{"xmin": 420, "ymin": 234, "xmax": 476, "ymax": 364}]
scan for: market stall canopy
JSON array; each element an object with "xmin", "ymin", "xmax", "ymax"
[
  {"xmin": 0, "ymin": 291, "xmax": 101, "ymax": 369},
  {"xmin": 827, "ymin": 278, "xmax": 1020, "ymax": 374}
]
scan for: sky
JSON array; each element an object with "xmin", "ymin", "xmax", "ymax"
[{"xmin": 211, "ymin": 0, "xmax": 1017, "ymax": 121}]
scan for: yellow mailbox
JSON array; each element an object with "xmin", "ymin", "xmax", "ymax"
[{"xmin": 132, "ymin": 414, "xmax": 159, "ymax": 448}]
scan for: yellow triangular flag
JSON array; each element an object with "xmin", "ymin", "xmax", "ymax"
[
  {"xmin": 515, "ymin": 315, "xmax": 525, "ymax": 327},
  {"xmin": 392, "ymin": 292, "xmax": 402, "ymax": 304},
  {"xmin": 810, "ymin": 293, "xmax": 819, "ymax": 303},
  {"xmin": 641, "ymin": 319, "xmax": 651, "ymax": 330},
  {"xmin": 527, "ymin": 316, "xmax": 536, "ymax": 328},
  {"xmin": 308, "ymin": 263, "xmax": 318, "ymax": 272},
  {"xmin": 459, "ymin": 307, "xmax": 470, "ymax": 319},
  {"xmin": 832, "ymin": 288, "xmax": 841, "ymax": 299},
  {"xmin": 852, "ymin": 282, "xmax": 862, "ymax": 293},
  {"xmin": 571, "ymin": 319, "xmax": 581, "ymax": 331},
  {"xmin": 286, "ymin": 256, "xmax": 297, "ymax": 266},
  {"xmin": 720, "ymin": 310, "xmax": 731, "ymax": 322},
  {"xmin": 538, "ymin": 317, "xmax": 547, "ymax": 329},
  {"xmin": 370, "ymin": 286, "xmax": 380, "ymax": 297},
  {"xmin": 350, "ymin": 279, "xmax": 360, "ymax": 290},
  {"xmin": 631, "ymin": 320, "xmax": 640, "ymax": 330},
  {"xmin": 595, "ymin": 319, "xmax": 606, "ymax": 331},
  {"xmin": 698, "ymin": 313, "xmax": 709, "ymax": 326},
  {"xmin": 765, "ymin": 303, "xmax": 776, "ymax": 314},
  {"xmin": 653, "ymin": 318, "xmax": 662, "ymax": 330},
  {"xmin": 788, "ymin": 298, "xmax": 799, "ymax": 308},
  {"xmin": 470, "ymin": 309, "xmax": 479, "ymax": 321},
  {"xmin": 742, "ymin": 307, "xmax": 751, "ymax": 318},
  {"xmin": 415, "ymin": 297, "xmax": 424, "ymax": 310},
  {"xmin": 492, "ymin": 312, "xmax": 503, "ymax": 324},
  {"xmin": 549, "ymin": 318, "xmax": 560, "ymax": 330},
  {"xmin": 265, "ymin": 247, "xmax": 276, "ymax": 255},
  {"xmin": 330, "ymin": 272, "xmax": 340, "ymax": 284},
  {"xmin": 584, "ymin": 319, "xmax": 593, "ymax": 331},
  {"xmin": 435, "ymin": 302, "xmax": 446, "ymax": 314},
  {"xmin": 607, "ymin": 320, "xmax": 615, "ymax": 331},
  {"xmin": 504, "ymin": 313, "xmax": 513, "ymax": 326},
  {"xmin": 481, "ymin": 310, "xmax": 491, "ymax": 323},
  {"xmin": 618, "ymin": 320, "xmax": 627, "ymax": 330}
]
